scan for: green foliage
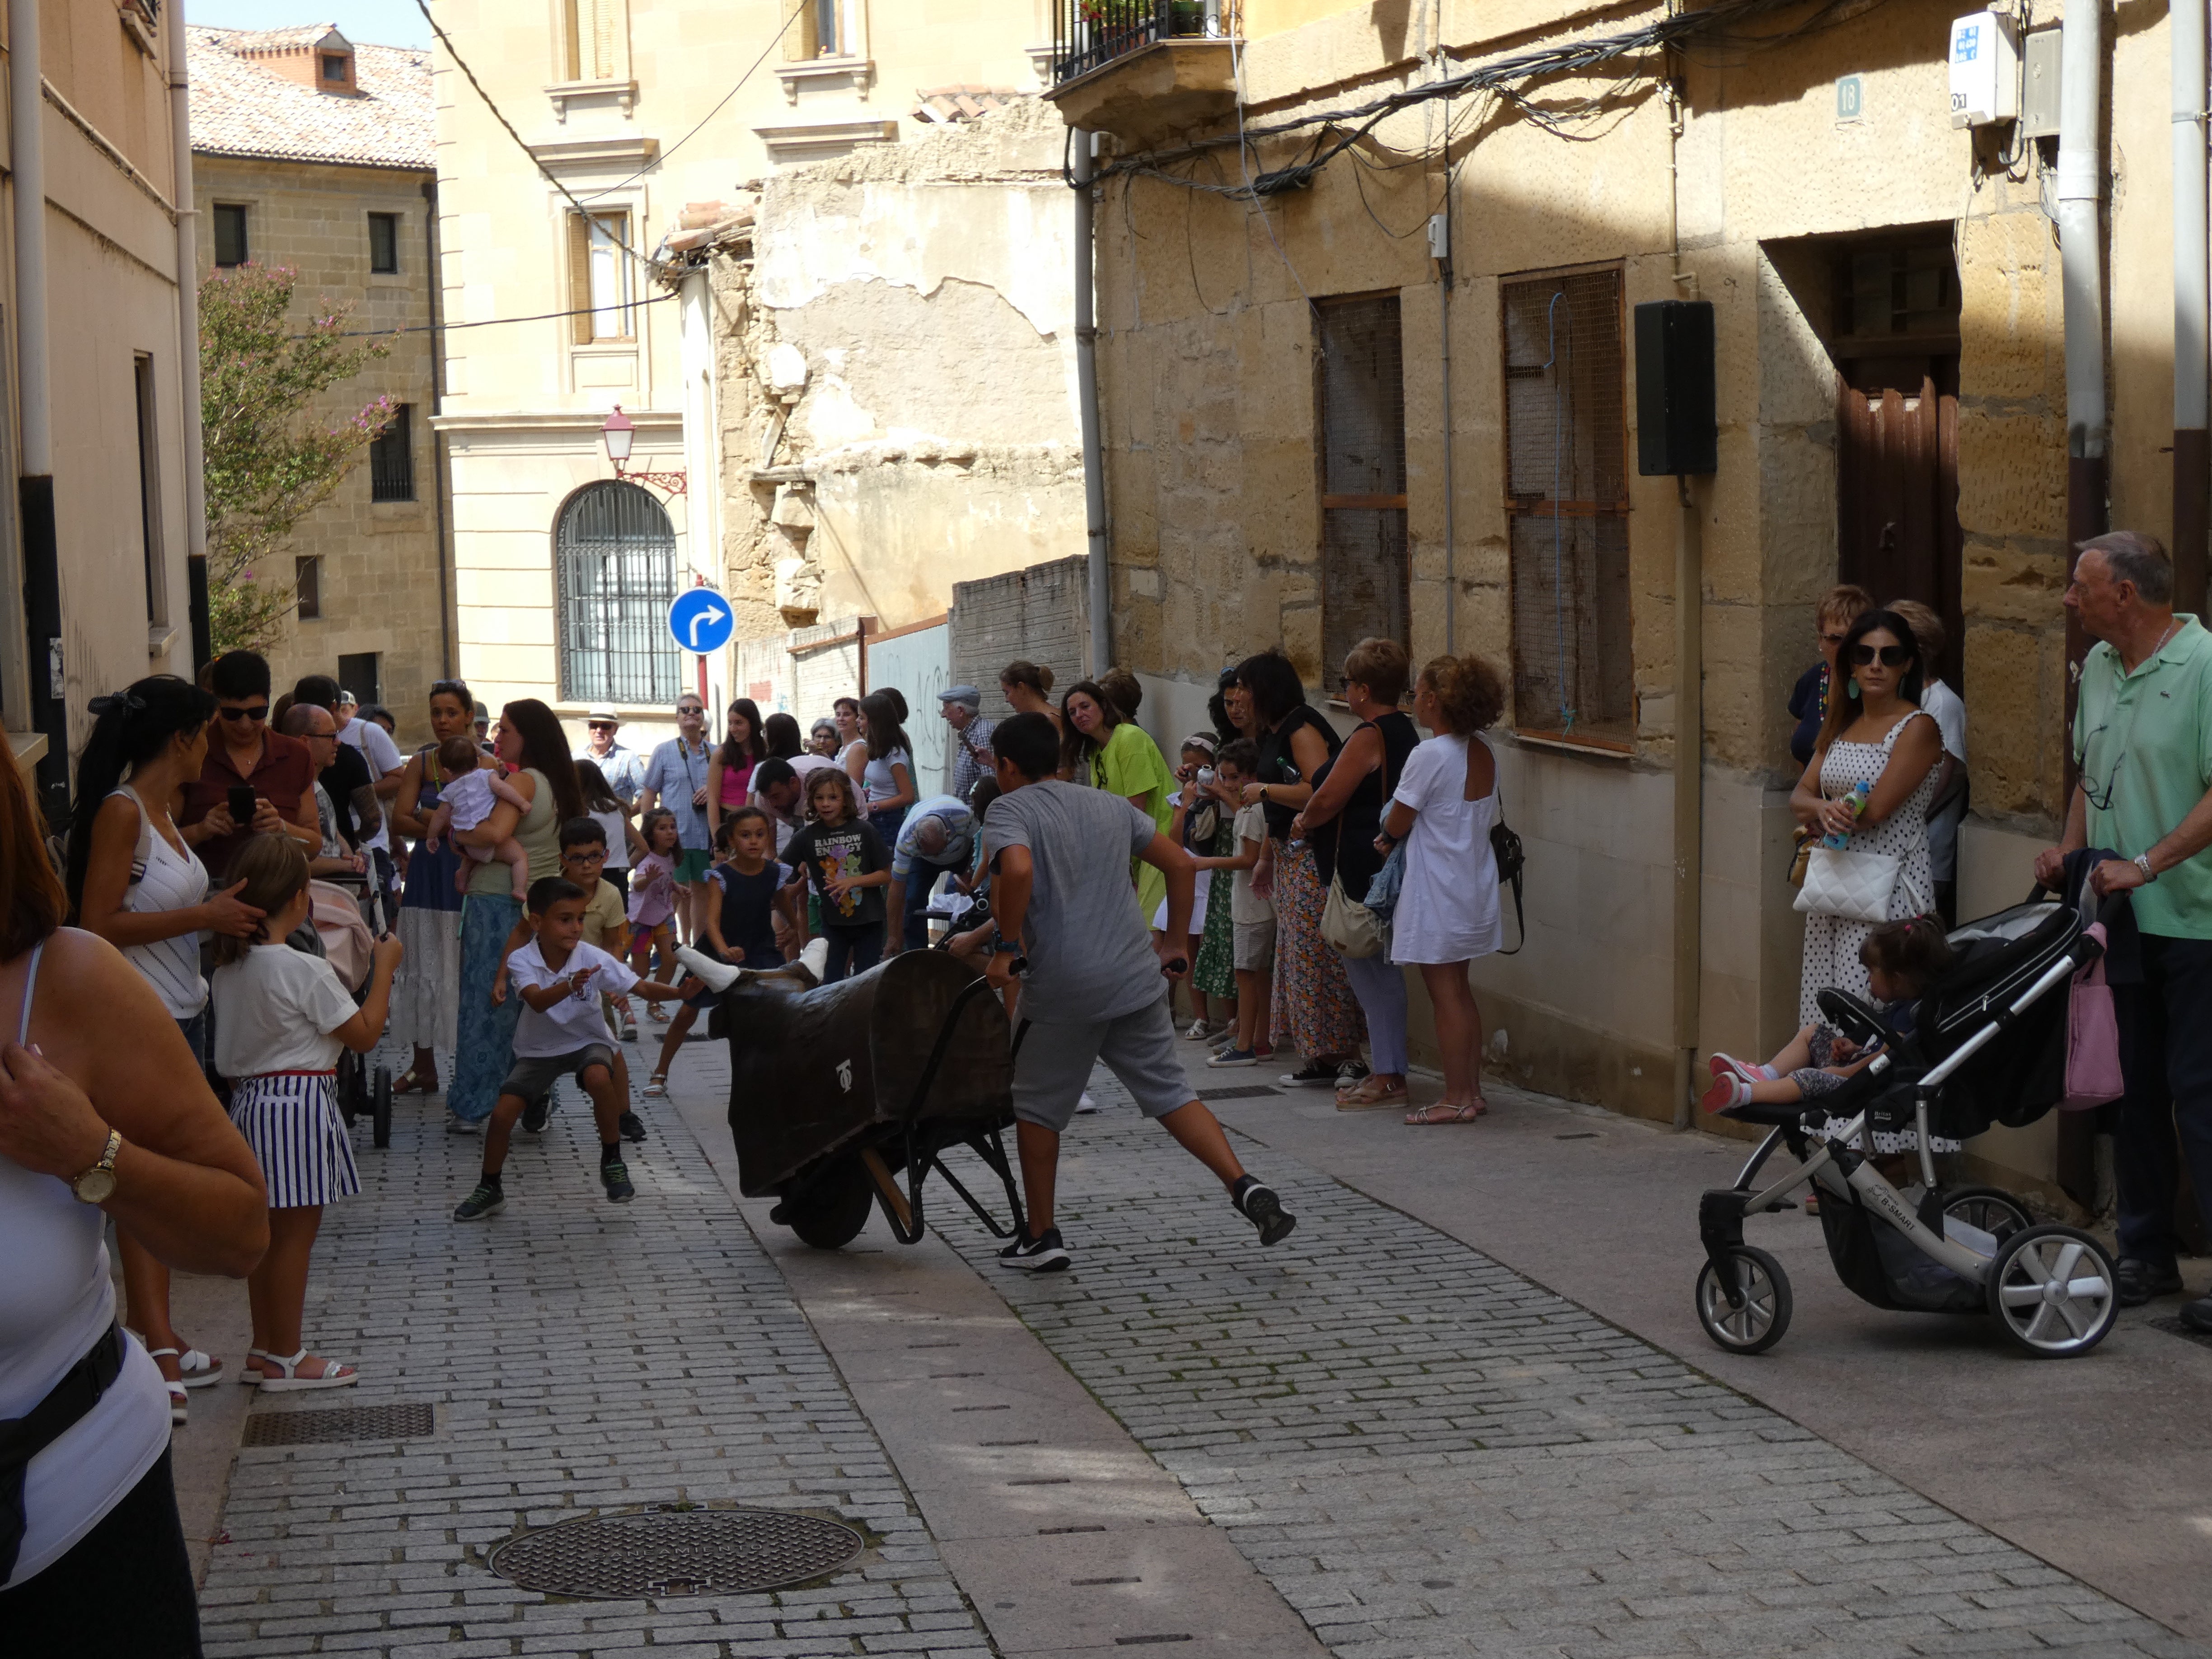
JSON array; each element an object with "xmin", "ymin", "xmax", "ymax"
[{"xmin": 200, "ymin": 263, "xmax": 393, "ymax": 653}]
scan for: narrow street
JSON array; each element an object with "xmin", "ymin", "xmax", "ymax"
[{"xmin": 163, "ymin": 1027, "xmax": 2211, "ymax": 1658}]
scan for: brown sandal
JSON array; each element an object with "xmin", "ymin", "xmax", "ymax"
[
  {"xmin": 393, "ymin": 1066, "xmax": 439, "ymax": 1095},
  {"xmin": 1404, "ymin": 1101, "xmax": 1483, "ymax": 1125},
  {"xmin": 1336, "ymin": 1076, "xmax": 1410, "ymax": 1110}
]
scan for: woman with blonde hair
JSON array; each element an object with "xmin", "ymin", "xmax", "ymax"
[{"xmin": 1382, "ymin": 653, "xmax": 1509, "ymax": 1124}]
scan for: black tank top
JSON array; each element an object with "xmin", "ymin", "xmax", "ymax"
[
  {"xmin": 1312, "ymin": 711, "xmax": 1419, "ymax": 894},
  {"xmin": 1256, "ymin": 705, "xmax": 1341, "ymax": 841}
]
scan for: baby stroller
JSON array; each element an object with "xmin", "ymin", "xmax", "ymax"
[{"xmin": 1696, "ymin": 893, "xmax": 2120, "ymax": 1359}]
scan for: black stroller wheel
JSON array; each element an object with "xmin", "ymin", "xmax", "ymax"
[
  {"xmin": 371, "ymin": 1065, "xmax": 392, "ymax": 1149},
  {"xmin": 336, "ymin": 1052, "xmax": 362, "ymax": 1125},
  {"xmin": 1941, "ymin": 1186, "xmax": 2031, "ymax": 1248},
  {"xmin": 1986, "ymin": 1224, "xmax": 2117, "ymax": 1358},
  {"xmin": 1695, "ymin": 1245, "xmax": 1792, "ymax": 1355}
]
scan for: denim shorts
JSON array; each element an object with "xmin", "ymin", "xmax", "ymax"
[{"xmin": 499, "ymin": 1043, "xmax": 617, "ymax": 1105}]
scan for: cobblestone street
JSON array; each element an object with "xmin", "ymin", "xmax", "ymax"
[{"xmin": 183, "ymin": 1035, "xmax": 2208, "ymax": 1658}]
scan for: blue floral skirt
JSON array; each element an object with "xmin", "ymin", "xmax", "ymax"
[{"xmin": 448, "ymin": 893, "xmax": 524, "ymax": 1123}]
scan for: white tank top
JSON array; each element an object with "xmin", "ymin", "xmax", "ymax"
[
  {"xmin": 0, "ymin": 942, "xmax": 171, "ymax": 1589},
  {"xmin": 111, "ymin": 785, "xmax": 209, "ymax": 1018}
]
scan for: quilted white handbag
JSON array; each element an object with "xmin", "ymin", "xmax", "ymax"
[{"xmin": 1792, "ymin": 845, "xmax": 1907, "ymax": 923}]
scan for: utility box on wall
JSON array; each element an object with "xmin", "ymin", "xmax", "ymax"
[
  {"xmin": 1949, "ymin": 10, "xmax": 2020, "ymax": 128},
  {"xmin": 1634, "ymin": 300, "xmax": 1716, "ymax": 477}
]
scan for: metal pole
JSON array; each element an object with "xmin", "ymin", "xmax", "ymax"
[
  {"xmin": 1073, "ymin": 130, "xmax": 1111, "ymax": 677},
  {"xmin": 167, "ymin": 5, "xmax": 208, "ymax": 671},
  {"xmin": 2058, "ymin": 0, "xmax": 2109, "ymax": 587},
  {"xmin": 1672, "ymin": 474, "xmax": 1702, "ymax": 1131},
  {"xmin": 2175, "ymin": 0, "xmax": 2209, "ymax": 611}
]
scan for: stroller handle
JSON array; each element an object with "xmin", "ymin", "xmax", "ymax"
[{"xmin": 2027, "ymin": 880, "xmax": 2134, "ymax": 933}]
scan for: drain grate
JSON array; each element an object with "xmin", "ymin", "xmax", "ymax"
[
  {"xmin": 490, "ymin": 1507, "xmax": 864, "ymax": 1600},
  {"xmin": 1198, "ymin": 1086, "xmax": 1281, "ymax": 1101},
  {"xmin": 242, "ymin": 1402, "xmax": 435, "ymax": 1446},
  {"xmin": 2151, "ymin": 1317, "xmax": 2212, "ymax": 1352}
]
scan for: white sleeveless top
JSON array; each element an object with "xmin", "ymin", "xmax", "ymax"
[
  {"xmin": 111, "ymin": 784, "xmax": 209, "ymax": 1019},
  {"xmin": 0, "ymin": 942, "xmax": 171, "ymax": 1589}
]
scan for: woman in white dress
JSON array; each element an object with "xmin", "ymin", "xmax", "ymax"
[
  {"xmin": 1381, "ymin": 654, "xmax": 1508, "ymax": 1125},
  {"xmin": 1790, "ymin": 609, "xmax": 1946, "ymax": 1152}
]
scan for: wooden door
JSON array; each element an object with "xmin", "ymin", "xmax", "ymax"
[{"xmin": 1835, "ymin": 352, "xmax": 1962, "ymax": 682}]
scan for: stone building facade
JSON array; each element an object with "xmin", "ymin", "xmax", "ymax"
[
  {"xmin": 1054, "ymin": 0, "xmax": 2194, "ymax": 1199},
  {"xmin": 189, "ymin": 26, "xmax": 440, "ymax": 745}
]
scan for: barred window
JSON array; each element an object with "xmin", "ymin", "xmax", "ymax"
[
  {"xmin": 556, "ymin": 480, "xmax": 682, "ymax": 705},
  {"xmin": 1501, "ymin": 267, "xmax": 1631, "ymax": 742},
  {"xmin": 369, "ymin": 404, "xmax": 414, "ymax": 502},
  {"xmin": 1315, "ymin": 294, "xmax": 1407, "ymax": 674}
]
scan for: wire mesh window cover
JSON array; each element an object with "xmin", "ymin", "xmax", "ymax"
[
  {"xmin": 1500, "ymin": 269, "xmax": 1631, "ymax": 740},
  {"xmin": 1317, "ymin": 295, "xmax": 1408, "ymax": 670},
  {"xmin": 557, "ymin": 482, "xmax": 682, "ymax": 706},
  {"xmin": 369, "ymin": 405, "xmax": 414, "ymax": 502}
]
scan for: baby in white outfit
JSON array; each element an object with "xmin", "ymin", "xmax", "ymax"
[{"xmin": 425, "ymin": 736, "xmax": 531, "ymax": 899}]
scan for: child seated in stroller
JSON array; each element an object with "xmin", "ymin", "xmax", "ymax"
[{"xmin": 1702, "ymin": 916, "xmax": 1953, "ymax": 1115}]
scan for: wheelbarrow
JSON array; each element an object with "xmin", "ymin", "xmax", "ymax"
[{"xmin": 711, "ymin": 948, "xmax": 1026, "ymax": 1250}]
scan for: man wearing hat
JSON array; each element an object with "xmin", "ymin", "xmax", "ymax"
[
  {"xmin": 576, "ymin": 706, "xmax": 647, "ymax": 806},
  {"xmin": 941, "ymin": 685, "xmax": 997, "ymax": 804}
]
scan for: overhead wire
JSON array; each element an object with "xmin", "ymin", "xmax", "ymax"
[{"xmin": 292, "ymin": 289, "xmax": 682, "ymax": 341}]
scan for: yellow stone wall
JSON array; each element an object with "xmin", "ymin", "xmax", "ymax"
[{"xmin": 193, "ymin": 155, "xmax": 443, "ymax": 749}]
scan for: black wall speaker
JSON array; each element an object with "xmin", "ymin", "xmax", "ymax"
[{"xmin": 1634, "ymin": 300, "xmax": 1716, "ymax": 477}]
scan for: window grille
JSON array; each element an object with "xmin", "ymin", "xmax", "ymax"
[
  {"xmin": 1316, "ymin": 294, "xmax": 1407, "ymax": 672},
  {"xmin": 1500, "ymin": 268, "xmax": 1631, "ymax": 741},
  {"xmin": 212, "ymin": 204, "xmax": 248, "ymax": 267},
  {"xmin": 369, "ymin": 405, "xmax": 414, "ymax": 502},
  {"xmin": 556, "ymin": 481, "xmax": 681, "ymax": 706}
]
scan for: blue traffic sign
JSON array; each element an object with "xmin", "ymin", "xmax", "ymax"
[{"xmin": 667, "ymin": 586, "xmax": 735, "ymax": 655}]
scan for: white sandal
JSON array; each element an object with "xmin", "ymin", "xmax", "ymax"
[
  {"xmin": 175, "ymin": 1347, "xmax": 225, "ymax": 1388},
  {"xmin": 642, "ymin": 1072, "xmax": 668, "ymax": 1099},
  {"xmin": 146, "ymin": 1350, "xmax": 189, "ymax": 1425},
  {"xmin": 237, "ymin": 1346, "xmax": 270, "ymax": 1385},
  {"xmin": 256, "ymin": 1349, "xmax": 358, "ymax": 1392}
]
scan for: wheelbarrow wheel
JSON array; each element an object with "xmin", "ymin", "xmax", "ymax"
[
  {"xmin": 371, "ymin": 1065, "xmax": 393, "ymax": 1149},
  {"xmin": 1986, "ymin": 1224, "xmax": 2117, "ymax": 1358},
  {"xmin": 1694, "ymin": 1244, "xmax": 1791, "ymax": 1355},
  {"xmin": 782, "ymin": 1158, "xmax": 873, "ymax": 1250}
]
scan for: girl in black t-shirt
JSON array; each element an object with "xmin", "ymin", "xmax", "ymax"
[{"xmin": 783, "ymin": 769, "xmax": 891, "ymax": 983}]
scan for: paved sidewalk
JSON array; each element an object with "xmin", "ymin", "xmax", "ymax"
[
  {"xmin": 195, "ymin": 1073, "xmax": 993, "ymax": 1658},
  {"xmin": 933, "ymin": 1072, "xmax": 2201, "ymax": 1659}
]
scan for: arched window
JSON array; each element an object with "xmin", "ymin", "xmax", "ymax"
[{"xmin": 555, "ymin": 480, "xmax": 681, "ymax": 705}]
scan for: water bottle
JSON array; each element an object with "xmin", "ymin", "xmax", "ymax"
[{"xmin": 1822, "ymin": 779, "xmax": 1872, "ymax": 849}]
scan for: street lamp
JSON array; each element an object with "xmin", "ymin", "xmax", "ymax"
[{"xmin": 599, "ymin": 404, "xmax": 686, "ymax": 495}]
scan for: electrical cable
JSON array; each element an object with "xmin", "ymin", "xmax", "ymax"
[{"xmin": 295, "ymin": 288, "xmax": 681, "ymax": 341}]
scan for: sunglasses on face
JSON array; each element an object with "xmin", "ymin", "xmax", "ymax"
[
  {"xmin": 675, "ymin": 705, "xmax": 703, "ymax": 717},
  {"xmin": 1850, "ymin": 643, "xmax": 1914, "ymax": 668},
  {"xmin": 588, "ymin": 721, "xmax": 616, "ymax": 731},
  {"xmin": 218, "ymin": 703, "xmax": 269, "ymax": 722}
]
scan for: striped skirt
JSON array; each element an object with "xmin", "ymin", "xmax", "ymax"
[{"xmin": 229, "ymin": 1071, "xmax": 360, "ymax": 1209}]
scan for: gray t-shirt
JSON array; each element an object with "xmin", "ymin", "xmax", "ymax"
[{"xmin": 983, "ymin": 780, "xmax": 1159, "ymax": 1023}]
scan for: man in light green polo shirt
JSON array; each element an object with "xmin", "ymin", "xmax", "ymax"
[{"xmin": 2036, "ymin": 531, "xmax": 2212, "ymax": 1323}]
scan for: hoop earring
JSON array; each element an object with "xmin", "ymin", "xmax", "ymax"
[{"xmin": 1847, "ymin": 679, "xmax": 1861, "ymax": 700}]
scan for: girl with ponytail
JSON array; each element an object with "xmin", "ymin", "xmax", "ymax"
[{"xmin": 66, "ymin": 674, "xmax": 267, "ymax": 1419}]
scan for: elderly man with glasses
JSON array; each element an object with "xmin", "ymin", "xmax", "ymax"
[
  {"xmin": 575, "ymin": 705, "xmax": 647, "ymax": 806},
  {"xmin": 2036, "ymin": 531, "xmax": 2212, "ymax": 1322},
  {"xmin": 178, "ymin": 649, "xmax": 322, "ymax": 880},
  {"xmin": 634, "ymin": 693, "xmax": 716, "ymax": 941}
]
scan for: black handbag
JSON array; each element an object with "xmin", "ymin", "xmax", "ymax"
[{"xmin": 1490, "ymin": 819, "xmax": 1526, "ymax": 956}]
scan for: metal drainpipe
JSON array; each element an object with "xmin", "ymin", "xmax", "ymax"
[
  {"xmin": 2059, "ymin": 0, "xmax": 2109, "ymax": 664},
  {"xmin": 424, "ymin": 178, "xmax": 453, "ymax": 679},
  {"xmin": 10, "ymin": 0, "xmax": 62, "ymax": 820},
  {"xmin": 1664, "ymin": 55, "xmax": 1702, "ymax": 1134},
  {"xmin": 169, "ymin": 5, "xmax": 209, "ymax": 673},
  {"xmin": 1073, "ymin": 130, "xmax": 1111, "ymax": 677},
  {"xmin": 1440, "ymin": 191, "xmax": 1455, "ymax": 653},
  {"xmin": 2175, "ymin": 0, "xmax": 2209, "ymax": 612}
]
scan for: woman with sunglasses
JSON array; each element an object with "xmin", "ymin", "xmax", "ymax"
[{"xmin": 1789, "ymin": 609, "xmax": 1945, "ymax": 1064}]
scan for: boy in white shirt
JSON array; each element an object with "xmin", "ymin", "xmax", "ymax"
[{"xmin": 452, "ymin": 876, "xmax": 689, "ymax": 1219}]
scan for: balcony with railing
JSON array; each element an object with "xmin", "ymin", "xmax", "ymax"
[{"xmin": 1048, "ymin": 0, "xmax": 1239, "ymax": 148}]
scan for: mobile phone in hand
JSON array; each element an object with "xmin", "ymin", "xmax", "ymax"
[{"xmin": 227, "ymin": 784, "xmax": 256, "ymax": 825}]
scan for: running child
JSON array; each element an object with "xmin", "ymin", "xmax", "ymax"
[
  {"xmin": 645, "ymin": 806, "xmax": 800, "ymax": 1098},
  {"xmin": 1702, "ymin": 915, "xmax": 1954, "ymax": 1113},
  {"xmin": 452, "ymin": 876, "xmax": 691, "ymax": 1220},
  {"xmin": 1200, "ymin": 739, "xmax": 1273, "ymax": 1067},
  {"xmin": 981, "ymin": 712, "xmax": 1297, "ymax": 1271},
  {"xmin": 423, "ymin": 733, "xmax": 530, "ymax": 899},
  {"xmin": 628, "ymin": 807, "xmax": 682, "ymax": 1021},
  {"xmin": 210, "ymin": 832, "xmax": 403, "ymax": 1388},
  {"xmin": 784, "ymin": 768, "xmax": 891, "ymax": 983}
]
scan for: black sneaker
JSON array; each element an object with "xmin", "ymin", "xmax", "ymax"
[
  {"xmin": 452, "ymin": 1183, "xmax": 505, "ymax": 1222},
  {"xmin": 2116, "ymin": 1257, "xmax": 2184, "ymax": 1306},
  {"xmin": 1232, "ymin": 1176, "xmax": 1297, "ymax": 1246},
  {"xmin": 619, "ymin": 1109, "xmax": 647, "ymax": 1143},
  {"xmin": 1335, "ymin": 1060, "xmax": 1371, "ymax": 1089},
  {"xmin": 521, "ymin": 1097, "xmax": 550, "ymax": 1134},
  {"xmin": 996, "ymin": 1227, "xmax": 1070, "ymax": 1272},
  {"xmin": 601, "ymin": 1160, "xmax": 636, "ymax": 1203},
  {"xmin": 1278, "ymin": 1061, "xmax": 1341, "ymax": 1088}
]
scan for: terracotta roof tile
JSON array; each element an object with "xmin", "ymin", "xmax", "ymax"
[{"xmin": 188, "ymin": 25, "xmax": 432, "ymax": 171}]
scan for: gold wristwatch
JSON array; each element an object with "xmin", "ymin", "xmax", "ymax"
[{"xmin": 71, "ymin": 1129, "xmax": 121, "ymax": 1204}]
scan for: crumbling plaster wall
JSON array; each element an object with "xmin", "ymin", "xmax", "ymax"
[{"xmin": 708, "ymin": 97, "xmax": 1086, "ymax": 636}]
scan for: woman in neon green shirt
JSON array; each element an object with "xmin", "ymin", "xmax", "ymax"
[{"xmin": 1062, "ymin": 679, "xmax": 1177, "ymax": 926}]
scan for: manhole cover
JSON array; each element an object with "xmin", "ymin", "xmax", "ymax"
[
  {"xmin": 1197, "ymin": 1086, "xmax": 1280, "ymax": 1101},
  {"xmin": 241, "ymin": 1402, "xmax": 435, "ymax": 1446},
  {"xmin": 490, "ymin": 1508, "xmax": 865, "ymax": 1599}
]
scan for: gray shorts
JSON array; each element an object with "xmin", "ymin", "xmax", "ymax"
[
  {"xmin": 1012, "ymin": 996, "xmax": 1195, "ymax": 1132},
  {"xmin": 500, "ymin": 1043, "xmax": 617, "ymax": 1105},
  {"xmin": 1233, "ymin": 918, "xmax": 1276, "ymax": 973}
]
